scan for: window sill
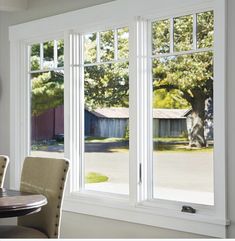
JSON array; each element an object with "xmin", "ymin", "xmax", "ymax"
[{"xmin": 63, "ymin": 192, "xmax": 229, "ymax": 238}]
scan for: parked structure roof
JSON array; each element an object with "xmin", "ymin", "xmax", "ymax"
[{"xmin": 90, "ymin": 107, "xmax": 189, "ymax": 119}]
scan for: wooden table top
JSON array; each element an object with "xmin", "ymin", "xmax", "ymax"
[{"xmin": 0, "ymin": 188, "xmax": 47, "ymax": 218}]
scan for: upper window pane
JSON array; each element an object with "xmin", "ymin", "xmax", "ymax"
[
  {"xmin": 84, "ymin": 33, "xmax": 97, "ymax": 64},
  {"xmin": 30, "ymin": 43, "xmax": 40, "ymax": 71},
  {"xmin": 100, "ymin": 30, "xmax": 115, "ymax": 62},
  {"xmin": 43, "ymin": 41, "xmax": 54, "ymax": 69},
  {"xmin": 57, "ymin": 40, "xmax": 64, "ymax": 67},
  {"xmin": 174, "ymin": 15, "xmax": 193, "ymax": 52},
  {"xmin": 152, "ymin": 19, "xmax": 170, "ymax": 55},
  {"xmin": 197, "ymin": 11, "xmax": 214, "ymax": 49},
  {"xmin": 118, "ymin": 27, "xmax": 129, "ymax": 59}
]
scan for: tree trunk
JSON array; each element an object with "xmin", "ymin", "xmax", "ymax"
[{"xmin": 188, "ymin": 99, "xmax": 207, "ymax": 148}]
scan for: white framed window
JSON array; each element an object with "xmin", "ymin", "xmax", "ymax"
[
  {"xmin": 149, "ymin": 11, "xmax": 214, "ymax": 205},
  {"xmin": 29, "ymin": 39, "xmax": 65, "ymax": 159},
  {"xmin": 71, "ymin": 27, "xmax": 130, "ymax": 196},
  {"xmin": 9, "ymin": 0, "xmax": 228, "ymax": 237}
]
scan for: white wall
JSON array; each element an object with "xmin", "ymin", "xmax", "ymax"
[
  {"xmin": 227, "ymin": 0, "xmax": 235, "ymax": 238},
  {"xmin": 0, "ymin": 0, "xmax": 234, "ymax": 238}
]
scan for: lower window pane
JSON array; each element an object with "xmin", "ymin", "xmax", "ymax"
[
  {"xmin": 84, "ymin": 62, "xmax": 129, "ymax": 195},
  {"xmin": 30, "ymin": 70, "xmax": 64, "ymax": 158},
  {"xmin": 152, "ymin": 52, "xmax": 214, "ymax": 205}
]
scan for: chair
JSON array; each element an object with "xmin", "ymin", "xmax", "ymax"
[
  {"xmin": 0, "ymin": 155, "xmax": 9, "ymax": 188},
  {"xmin": 0, "ymin": 156, "xmax": 69, "ymax": 238}
]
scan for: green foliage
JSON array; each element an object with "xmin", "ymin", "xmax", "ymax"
[
  {"xmin": 31, "ymin": 71, "xmax": 64, "ymax": 116},
  {"xmin": 174, "ymin": 15, "xmax": 193, "ymax": 52},
  {"xmin": 31, "ymin": 56, "xmax": 40, "ymax": 71},
  {"xmin": 84, "ymin": 28, "xmax": 129, "ymax": 109},
  {"xmin": 152, "ymin": 19, "xmax": 170, "ymax": 54},
  {"xmin": 100, "ymin": 30, "xmax": 115, "ymax": 61},
  {"xmin": 152, "ymin": 11, "xmax": 214, "ymax": 147},
  {"xmin": 124, "ymin": 123, "xmax": 129, "ymax": 140},
  {"xmin": 153, "ymin": 51, "xmax": 213, "ymax": 96},
  {"xmin": 197, "ymin": 11, "xmax": 214, "ymax": 48},
  {"xmin": 153, "ymin": 89, "xmax": 190, "ymax": 109},
  {"xmin": 118, "ymin": 27, "xmax": 129, "ymax": 59},
  {"xmin": 30, "ymin": 40, "xmax": 64, "ymax": 116},
  {"xmin": 84, "ymin": 62, "xmax": 129, "ymax": 109},
  {"xmin": 84, "ymin": 33, "xmax": 97, "ymax": 64}
]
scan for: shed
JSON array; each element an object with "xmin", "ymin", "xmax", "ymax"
[{"xmin": 85, "ymin": 107, "xmax": 189, "ymax": 138}]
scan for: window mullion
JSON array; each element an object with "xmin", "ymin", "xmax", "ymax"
[
  {"xmin": 79, "ymin": 33, "xmax": 85, "ymax": 191},
  {"xmin": 68, "ymin": 32, "xmax": 82, "ymax": 192},
  {"xmin": 130, "ymin": 17, "xmax": 150, "ymax": 203},
  {"xmin": 147, "ymin": 20, "xmax": 153, "ymax": 200}
]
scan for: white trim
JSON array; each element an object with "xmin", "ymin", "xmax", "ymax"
[
  {"xmin": 29, "ymin": 67, "xmax": 64, "ymax": 74},
  {"xmin": 212, "ymin": 0, "xmax": 227, "ymax": 222},
  {"xmin": 151, "ymin": 47, "xmax": 213, "ymax": 59},
  {"xmin": 63, "ymin": 194, "xmax": 228, "ymax": 238},
  {"xmin": 128, "ymin": 17, "xmax": 139, "ymax": 205},
  {"xmin": 82, "ymin": 59, "xmax": 129, "ymax": 67},
  {"xmin": 9, "ymin": 0, "xmax": 228, "ymax": 238}
]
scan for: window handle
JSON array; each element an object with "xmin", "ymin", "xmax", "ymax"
[
  {"xmin": 139, "ymin": 163, "xmax": 142, "ymax": 185},
  {"xmin": 181, "ymin": 205, "xmax": 196, "ymax": 214}
]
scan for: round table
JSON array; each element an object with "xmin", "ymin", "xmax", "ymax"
[{"xmin": 0, "ymin": 188, "xmax": 47, "ymax": 218}]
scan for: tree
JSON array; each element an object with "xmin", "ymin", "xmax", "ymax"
[
  {"xmin": 84, "ymin": 63, "xmax": 129, "ymax": 109},
  {"xmin": 31, "ymin": 71, "xmax": 64, "ymax": 116},
  {"xmin": 152, "ymin": 11, "xmax": 214, "ymax": 147},
  {"xmin": 84, "ymin": 28, "xmax": 129, "ymax": 110},
  {"xmin": 30, "ymin": 40, "xmax": 64, "ymax": 116}
]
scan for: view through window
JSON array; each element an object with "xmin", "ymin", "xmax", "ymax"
[
  {"xmin": 83, "ymin": 27, "xmax": 129, "ymax": 194},
  {"xmin": 152, "ymin": 11, "xmax": 214, "ymax": 205},
  {"xmin": 29, "ymin": 39, "xmax": 64, "ymax": 158}
]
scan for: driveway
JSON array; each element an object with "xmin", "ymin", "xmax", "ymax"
[{"xmin": 31, "ymin": 150, "xmax": 213, "ymax": 204}]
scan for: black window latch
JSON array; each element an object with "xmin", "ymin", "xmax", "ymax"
[{"xmin": 181, "ymin": 205, "xmax": 196, "ymax": 214}]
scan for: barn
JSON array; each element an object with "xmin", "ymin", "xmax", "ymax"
[
  {"xmin": 85, "ymin": 107, "xmax": 188, "ymax": 138},
  {"xmin": 31, "ymin": 106, "xmax": 213, "ymax": 141},
  {"xmin": 85, "ymin": 108, "xmax": 129, "ymax": 138}
]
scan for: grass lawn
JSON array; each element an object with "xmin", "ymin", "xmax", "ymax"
[
  {"xmin": 85, "ymin": 137, "xmax": 127, "ymax": 143},
  {"xmin": 154, "ymin": 137, "xmax": 188, "ymax": 143},
  {"xmin": 155, "ymin": 144, "xmax": 213, "ymax": 152},
  {"xmin": 109, "ymin": 144, "xmax": 213, "ymax": 153},
  {"xmin": 85, "ymin": 172, "xmax": 109, "ymax": 183},
  {"xmin": 31, "ymin": 137, "xmax": 213, "ymax": 153}
]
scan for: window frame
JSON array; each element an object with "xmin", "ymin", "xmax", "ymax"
[
  {"xmin": 9, "ymin": 0, "xmax": 228, "ymax": 237},
  {"xmin": 147, "ymin": 11, "xmax": 215, "ymax": 206},
  {"xmin": 77, "ymin": 26, "xmax": 130, "ymax": 195}
]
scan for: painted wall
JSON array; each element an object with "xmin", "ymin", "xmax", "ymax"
[
  {"xmin": 227, "ymin": 0, "xmax": 235, "ymax": 237},
  {"xmin": 0, "ymin": 0, "xmax": 234, "ymax": 238}
]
